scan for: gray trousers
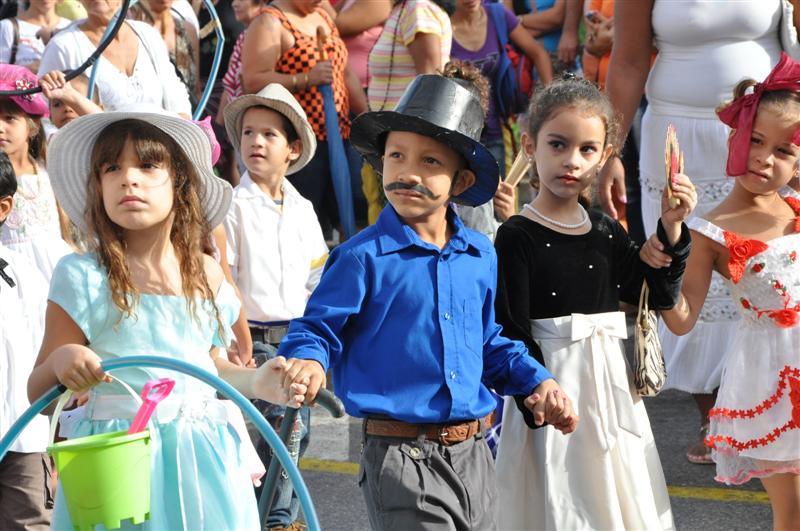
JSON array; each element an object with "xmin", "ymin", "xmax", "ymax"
[
  {"xmin": 0, "ymin": 451, "xmax": 53, "ymax": 531},
  {"xmin": 359, "ymin": 431, "xmax": 497, "ymax": 531}
]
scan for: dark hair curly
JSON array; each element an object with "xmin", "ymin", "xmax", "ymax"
[
  {"xmin": 0, "ymin": 151, "xmax": 16, "ymax": 199},
  {"xmin": 440, "ymin": 60, "xmax": 490, "ymax": 116}
]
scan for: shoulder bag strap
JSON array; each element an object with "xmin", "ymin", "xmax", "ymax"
[{"xmin": 10, "ymin": 16, "xmax": 19, "ymax": 65}]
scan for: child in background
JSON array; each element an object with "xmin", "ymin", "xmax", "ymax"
[
  {"xmin": 279, "ymin": 70, "xmax": 577, "ymax": 530},
  {"xmin": 39, "ymin": 70, "xmax": 104, "ymax": 129},
  {"xmin": 223, "ymin": 83, "xmax": 327, "ymax": 531},
  {"xmin": 493, "ymin": 77, "xmax": 696, "ymax": 530},
  {"xmin": 27, "ymin": 109, "xmax": 307, "ymax": 530},
  {"xmin": 0, "ymin": 151, "xmax": 52, "ymax": 531},
  {"xmin": 0, "ymin": 64, "xmax": 71, "ymax": 279},
  {"xmin": 660, "ymin": 53, "xmax": 800, "ymax": 529}
]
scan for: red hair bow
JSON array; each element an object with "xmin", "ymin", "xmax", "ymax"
[
  {"xmin": 717, "ymin": 52, "xmax": 800, "ymax": 177},
  {"xmin": 723, "ymin": 231, "xmax": 769, "ymax": 284}
]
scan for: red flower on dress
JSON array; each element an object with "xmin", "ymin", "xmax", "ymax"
[
  {"xmin": 740, "ymin": 298, "xmax": 751, "ymax": 309},
  {"xmin": 786, "ymin": 197, "xmax": 800, "ymax": 233},
  {"xmin": 752, "ymin": 263, "xmax": 765, "ymax": 273},
  {"xmin": 768, "ymin": 308, "xmax": 800, "ymax": 328},
  {"xmin": 790, "ymin": 377, "xmax": 800, "ymax": 427},
  {"xmin": 790, "ymin": 251, "xmax": 797, "ymax": 263},
  {"xmin": 724, "ymin": 231, "xmax": 769, "ymax": 283}
]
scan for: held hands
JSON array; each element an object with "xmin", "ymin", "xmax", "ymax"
[
  {"xmin": 251, "ymin": 356, "xmax": 309, "ymax": 408},
  {"xmin": 639, "ymin": 234, "xmax": 673, "ymax": 269},
  {"xmin": 523, "ymin": 379, "xmax": 578, "ymax": 434},
  {"xmin": 282, "ymin": 358, "xmax": 327, "ymax": 405},
  {"xmin": 50, "ymin": 344, "xmax": 111, "ymax": 392}
]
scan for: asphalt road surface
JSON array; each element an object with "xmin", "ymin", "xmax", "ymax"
[{"xmin": 297, "ymin": 388, "xmax": 772, "ymax": 531}]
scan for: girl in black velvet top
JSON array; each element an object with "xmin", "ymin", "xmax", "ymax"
[{"xmin": 493, "ymin": 78, "xmax": 697, "ymax": 531}]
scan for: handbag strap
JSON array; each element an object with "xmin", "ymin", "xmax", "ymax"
[
  {"xmin": 486, "ymin": 3, "xmax": 509, "ymax": 50},
  {"xmin": 638, "ymin": 281, "xmax": 650, "ymax": 319}
]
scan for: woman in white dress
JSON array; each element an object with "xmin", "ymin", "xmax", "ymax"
[
  {"xmin": 604, "ymin": 0, "xmax": 783, "ymax": 464},
  {"xmin": 38, "ymin": 0, "xmax": 191, "ymax": 116},
  {"xmin": 0, "ymin": 0, "xmax": 71, "ymax": 72}
]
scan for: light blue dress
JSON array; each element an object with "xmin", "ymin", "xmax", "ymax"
[{"xmin": 49, "ymin": 253, "xmax": 260, "ymax": 530}]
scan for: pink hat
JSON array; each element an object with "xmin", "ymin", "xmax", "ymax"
[
  {"xmin": 192, "ymin": 116, "xmax": 221, "ymax": 166},
  {"xmin": 0, "ymin": 64, "xmax": 49, "ymax": 118}
]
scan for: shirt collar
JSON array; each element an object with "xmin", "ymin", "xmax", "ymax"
[
  {"xmin": 236, "ymin": 171, "xmax": 297, "ymax": 206},
  {"xmin": 376, "ymin": 204, "xmax": 492, "ymax": 256}
]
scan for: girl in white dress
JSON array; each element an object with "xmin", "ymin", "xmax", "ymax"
[
  {"xmin": 0, "ymin": 64, "xmax": 71, "ymax": 280},
  {"xmin": 662, "ymin": 53, "xmax": 800, "ymax": 531},
  {"xmin": 494, "ymin": 77, "xmax": 697, "ymax": 530}
]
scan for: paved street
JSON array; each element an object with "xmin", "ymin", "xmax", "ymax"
[{"xmin": 297, "ymin": 388, "xmax": 772, "ymax": 530}]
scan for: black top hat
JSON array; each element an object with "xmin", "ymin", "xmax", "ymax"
[{"xmin": 350, "ymin": 75, "xmax": 500, "ymax": 207}]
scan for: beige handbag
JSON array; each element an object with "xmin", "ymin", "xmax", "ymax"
[{"xmin": 633, "ymin": 282, "xmax": 666, "ymax": 397}]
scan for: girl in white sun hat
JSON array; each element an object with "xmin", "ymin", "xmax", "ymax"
[{"xmin": 27, "ymin": 108, "xmax": 308, "ymax": 530}]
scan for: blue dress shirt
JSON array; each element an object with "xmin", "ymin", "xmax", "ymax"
[{"xmin": 278, "ymin": 205, "xmax": 554, "ymax": 423}]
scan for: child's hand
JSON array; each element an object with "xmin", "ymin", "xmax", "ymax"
[
  {"xmin": 40, "ymin": 70, "xmax": 78, "ymax": 103},
  {"xmin": 639, "ymin": 234, "xmax": 673, "ymax": 269},
  {"xmin": 523, "ymin": 379, "xmax": 578, "ymax": 434},
  {"xmin": 493, "ymin": 181, "xmax": 517, "ymax": 222},
  {"xmin": 49, "ymin": 344, "xmax": 110, "ymax": 392},
  {"xmin": 252, "ymin": 356, "xmax": 308, "ymax": 407},
  {"xmin": 661, "ymin": 173, "xmax": 697, "ymax": 225},
  {"xmin": 282, "ymin": 358, "xmax": 327, "ymax": 405}
]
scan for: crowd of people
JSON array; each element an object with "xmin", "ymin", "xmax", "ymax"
[{"xmin": 0, "ymin": 0, "xmax": 799, "ymax": 530}]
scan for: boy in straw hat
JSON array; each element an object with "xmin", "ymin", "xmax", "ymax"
[
  {"xmin": 223, "ymin": 83, "xmax": 327, "ymax": 531},
  {"xmin": 278, "ymin": 71, "xmax": 578, "ymax": 529}
]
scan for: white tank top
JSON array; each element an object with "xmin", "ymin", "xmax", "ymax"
[{"xmin": 647, "ymin": 0, "xmax": 782, "ymax": 117}]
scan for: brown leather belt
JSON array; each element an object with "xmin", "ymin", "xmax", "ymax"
[{"xmin": 364, "ymin": 417, "xmax": 490, "ymax": 446}]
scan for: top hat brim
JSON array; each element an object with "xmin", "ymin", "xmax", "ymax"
[{"xmin": 350, "ymin": 112, "xmax": 500, "ymax": 207}]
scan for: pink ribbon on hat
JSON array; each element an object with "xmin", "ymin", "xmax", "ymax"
[
  {"xmin": 717, "ymin": 52, "xmax": 800, "ymax": 177},
  {"xmin": 192, "ymin": 116, "xmax": 221, "ymax": 166}
]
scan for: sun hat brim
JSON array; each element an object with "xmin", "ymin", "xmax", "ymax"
[
  {"xmin": 349, "ymin": 112, "xmax": 500, "ymax": 207},
  {"xmin": 223, "ymin": 85, "xmax": 317, "ymax": 176},
  {"xmin": 47, "ymin": 110, "xmax": 232, "ymax": 235}
]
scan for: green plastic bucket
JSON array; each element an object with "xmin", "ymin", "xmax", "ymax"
[{"xmin": 49, "ymin": 429, "xmax": 151, "ymax": 531}]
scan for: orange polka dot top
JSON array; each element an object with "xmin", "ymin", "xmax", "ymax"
[{"xmin": 265, "ymin": 6, "xmax": 351, "ymax": 141}]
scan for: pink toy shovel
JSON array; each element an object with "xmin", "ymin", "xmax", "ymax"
[{"xmin": 127, "ymin": 378, "xmax": 175, "ymax": 434}]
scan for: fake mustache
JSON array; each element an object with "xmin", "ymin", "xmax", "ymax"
[{"xmin": 384, "ymin": 181, "xmax": 441, "ymax": 200}]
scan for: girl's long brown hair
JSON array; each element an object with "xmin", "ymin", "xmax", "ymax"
[
  {"xmin": 0, "ymin": 98, "xmax": 47, "ymax": 164},
  {"xmin": 86, "ymin": 119, "xmax": 224, "ymax": 335}
]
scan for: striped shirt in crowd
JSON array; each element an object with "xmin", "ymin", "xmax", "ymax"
[{"xmin": 367, "ymin": 0, "xmax": 451, "ymax": 112}]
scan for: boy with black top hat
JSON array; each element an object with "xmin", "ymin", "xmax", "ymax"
[{"xmin": 278, "ymin": 65, "xmax": 578, "ymax": 530}]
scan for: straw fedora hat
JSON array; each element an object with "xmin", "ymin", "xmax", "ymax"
[
  {"xmin": 349, "ymin": 75, "xmax": 500, "ymax": 207},
  {"xmin": 224, "ymin": 83, "xmax": 317, "ymax": 175},
  {"xmin": 48, "ymin": 107, "xmax": 232, "ymax": 234}
]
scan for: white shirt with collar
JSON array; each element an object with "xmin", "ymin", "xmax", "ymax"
[
  {"xmin": 224, "ymin": 172, "xmax": 328, "ymax": 323},
  {"xmin": 0, "ymin": 245, "xmax": 50, "ymax": 453}
]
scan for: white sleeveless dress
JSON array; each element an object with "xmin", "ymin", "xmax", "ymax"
[
  {"xmin": 689, "ymin": 208, "xmax": 800, "ymax": 485},
  {"xmin": 642, "ymin": 0, "xmax": 782, "ymax": 392}
]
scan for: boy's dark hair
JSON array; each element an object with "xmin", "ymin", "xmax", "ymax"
[
  {"xmin": 440, "ymin": 60, "xmax": 490, "ymax": 117},
  {"xmin": 279, "ymin": 113, "xmax": 299, "ymax": 144},
  {"xmin": 0, "ymin": 151, "xmax": 17, "ymax": 198}
]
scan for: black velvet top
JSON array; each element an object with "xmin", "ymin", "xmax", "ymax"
[{"xmin": 493, "ymin": 209, "xmax": 691, "ymax": 428}]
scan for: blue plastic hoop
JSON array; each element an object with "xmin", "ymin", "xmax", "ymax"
[{"xmin": 0, "ymin": 356, "xmax": 321, "ymax": 531}]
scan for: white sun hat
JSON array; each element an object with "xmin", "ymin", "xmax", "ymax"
[
  {"xmin": 223, "ymin": 83, "xmax": 317, "ymax": 175},
  {"xmin": 48, "ymin": 106, "xmax": 232, "ymax": 234}
]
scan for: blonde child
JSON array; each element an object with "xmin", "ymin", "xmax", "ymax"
[
  {"xmin": 660, "ymin": 53, "xmax": 800, "ymax": 529},
  {"xmin": 0, "ymin": 64, "xmax": 71, "ymax": 279},
  {"xmin": 493, "ymin": 77, "xmax": 697, "ymax": 530},
  {"xmin": 26, "ymin": 109, "xmax": 307, "ymax": 530}
]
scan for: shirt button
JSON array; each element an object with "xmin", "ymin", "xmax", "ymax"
[
  {"xmin": 409, "ymin": 447, "xmax": 421, "ymax": 458},
  {"xmin": 444, "ymin": 312, "xmax": 451, "ymax": 320},
  {"xmin": 588, "ymin": 265, "xmax": 594, "ymax": 269},
  {"xmin": 551, "ymin": 292, "xmax": 557, "ymax": 296},
  {"xmin": 545, "ymin": 243, "xmax": 551, "ymax": 247},
  {"xmin": 450, "ymin": 371, "xmax": 456, "ymax": 379}
]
